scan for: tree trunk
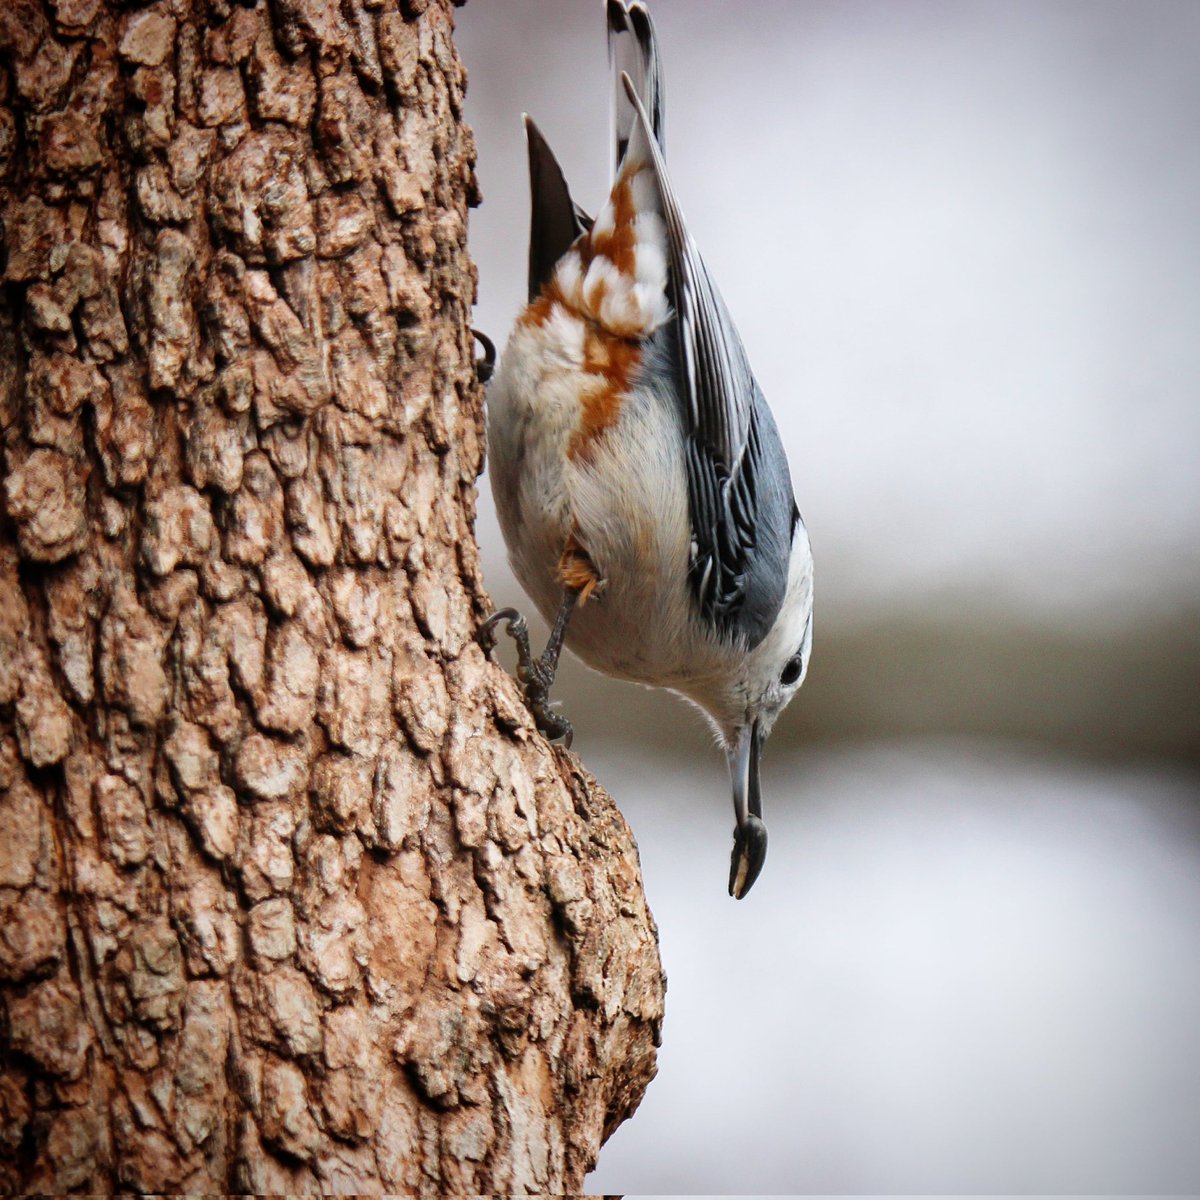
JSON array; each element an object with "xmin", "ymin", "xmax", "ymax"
[{"xmin": 0, "ymin": 0, "xmax": 663, "ymax": 1191}]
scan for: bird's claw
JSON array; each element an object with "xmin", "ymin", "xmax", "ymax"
[
  {"xmin": 472, "ymin": 328, "xmax": 496, "ymax": 384},
  {"xmin": 525, "ymin": 685, "xmax": 574, "ymax": 748},
  {"xmin": 477, "ymin": 606, "xmax": 525, "ymax": 658},
  {"xmin": 477, "ymin": 607, "xmax": 574, "ymax": 747},
  {"xmin": 729, "ymin": 815, "xmax": 768, "ymax": 899}
]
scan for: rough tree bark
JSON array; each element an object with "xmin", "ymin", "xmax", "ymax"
[{"xmin": 0, "ymin": 0, "xmax": 664, "ymax": 1191}]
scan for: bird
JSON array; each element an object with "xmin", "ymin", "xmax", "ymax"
[{"xmin": 480, "ymin": 0, "xmax": 814, "ymax": 898}]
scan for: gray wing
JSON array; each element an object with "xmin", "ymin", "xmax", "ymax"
[
  {"xmin": 624, "ymin": 77, "xmax": 797, "ymax": 648},
  {"xmin": 608, "ymin": 0, "xmax": 665, "ymax": 173},
  {"xmin": 524, "ymin": 115, "xmax": 592, "ymax": 303}
]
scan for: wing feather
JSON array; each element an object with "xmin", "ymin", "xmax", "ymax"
[{"xmin": 621, "ymin": 75, "xmax": 795, "ymax": 646}]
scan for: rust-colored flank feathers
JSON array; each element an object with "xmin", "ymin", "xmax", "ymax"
[
  {"xmin": 558, "ymin": 532, "xmax": 602, "ymax": 603},
  {"xmin": 570, "ymin": 327, "xmax": 640, "ymax": 462},
  {"xmin": 517, "ymin": 174, "xmax": 648, "ymax": 464},
  {"xmin": 519, "ymin": 291, "xmax": 556, "ymax": 330},
  {"xmin": 584, "ymin": 175, "xmax": 639, "ymax": 278}
]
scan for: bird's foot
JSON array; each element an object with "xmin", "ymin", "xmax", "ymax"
[
  {"xmin": 516, "ymin": 652, "xmax": 575, "ymax": 748},
  {"xmin": 477, "ymin": 606, "xmax": 524, "ymax": 658},
  {"xmin": 477, "ymin": 607, "xmax": 574, "ymax": 748},
  {"xmin": 729, "ymin": 815, "xmax": 768, "ymax": 899},
  {"xmin": 472, "ymin": 328, "xmax": 496, "ymax": 384}
]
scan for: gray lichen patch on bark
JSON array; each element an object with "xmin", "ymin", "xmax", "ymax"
[{"xmin": 0, "ymin": 0, "xmax": 663, "ymax": 1192}]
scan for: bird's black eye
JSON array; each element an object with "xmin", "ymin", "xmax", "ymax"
[{"xmin": 780, "ymin": 654, "xmax": 803, "ymax": 687}]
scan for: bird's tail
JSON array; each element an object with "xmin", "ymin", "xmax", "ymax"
[
  {"xmin": 607, "ymin": 0, "xmax": 665, "ymax": 177},
  {"xmin": 523, "ymin": 115, "xmax": 593, "ymax": 303}
]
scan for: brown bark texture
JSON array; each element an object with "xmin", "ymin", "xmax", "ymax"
[{"xmin": 0, "ymin": 0, "xmax": 664, "ymax": 1191}]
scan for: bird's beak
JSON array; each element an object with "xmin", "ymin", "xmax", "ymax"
[{"xmin": 726, "ymin": 719, "xmax": 767, "ymax": 899}]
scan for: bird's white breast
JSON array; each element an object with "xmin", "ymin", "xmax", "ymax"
[{"xmin": 488, "ymin": 315, "xmax": 735, "ymax": 691}]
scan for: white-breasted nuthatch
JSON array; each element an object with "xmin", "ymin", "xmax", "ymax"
[{"xmin": 481, "ymin": 0, "xmax": 814, "ymax": 898}]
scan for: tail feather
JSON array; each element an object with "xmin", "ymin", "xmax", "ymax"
[
  {"xmin": 525, "ymin": 114, "xmax": 593, "ymax": 303},
  {"xmin": 608, "ymin": 0, "xmax": 665, "ymax": 176}
]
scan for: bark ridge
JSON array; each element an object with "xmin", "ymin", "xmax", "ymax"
[{"xmin": 0, "ymin": 0, "xmax": 664, "ymax": 1191}]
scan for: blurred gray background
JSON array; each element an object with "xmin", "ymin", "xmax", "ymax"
[{"xmin": 456, "ymin": 0, "xmax": 1200, "ymax": 1192}]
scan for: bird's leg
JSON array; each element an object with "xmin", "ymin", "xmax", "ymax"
[
  {"xmin": 477, "ymin": 588, "xmax": 580, "ymax": 747},
  {"xmin": 521, "ymin": 588, "xmax": 579, "ymax": 745}
]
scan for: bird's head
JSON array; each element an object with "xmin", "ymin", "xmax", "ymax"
[{"xmin": 682, "ymin": 523, "xmax": 814, "ymax": 897}]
